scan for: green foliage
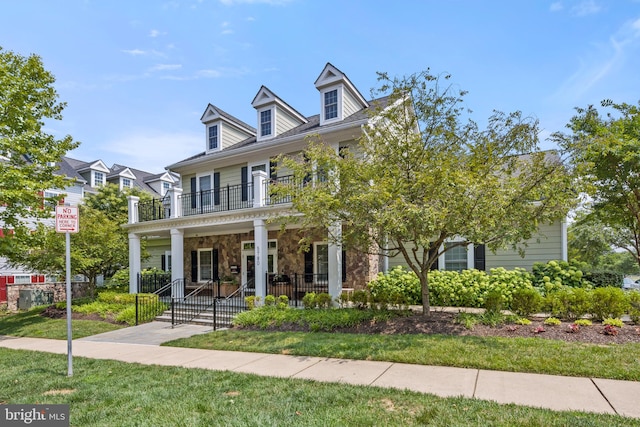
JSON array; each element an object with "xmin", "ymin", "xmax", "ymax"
[
  {"xmin": 510, "ymin": 288, "xmax": 543, "ymax": 317},
  {"xmin": 590, "ymin": 287, "xmax": 630, "ymax": 321},
  {"xmin": 244, "ymin": 296, "xmax": 258, "ymax": 311},
  {"xmin": 301, "ymin": 292, "xmax": 332, "ymax": 309},
  {"xmin": 574, "ymin": 319, "xmax": 592, "ymax": 326},
  {"xmin": 0, "ymin": 47, "xmax": 79, "ymax": 256},
  {"xmin": 544, "ymin": 286, "xmax": 591, "ymax": 320},
  {"xmin": 585, "ymin": 271, "xmax": 624, "ymax": 288},
  {"xmin": 629, "ymin": 291, "xmax": 640, "ymax": 324},
  {"xmin": 264, "ymin": 295, "xmax": 276, "ymax": 306},
  {"xmin": 532, "ymin": 260, "xmax": 589, "ymax": 294},
  {"xmin": 110, "ymin": 268, "xmax": 130, "ymax": 287},
  {"xmin": 233, "ymin": 306, "xmax": 401, "ymax": 332},
  {"xmin": 274, "ymin": 69, "xmax": 576, "ymax": 315},
  {"xmin": 368, "ymin": 266, "xmax": 421, "ymax": 306},
  {"xmin": 555, "ymin": 100, "xmax": 640, "ymax": 271},
  {"xmin": 515, "ymin": 317, "xmax": 531, "ymax": 325},
  {"xmin": 351, "ymin": 290, "xmax": 369, "ymax": 308},
  {"xmin": 602, "ymin": 318, "xmax": 624, "ymax": 328},
  {"xmin": 479, "ymin": 311, "xmax": 506, "ymax": 327},
  {"xmin": 455, "ymin": 312, "xmax": 478, "ymax": 329},
  {"xmin": 543, "ymin": 317, "xmax": 561, "ymax": 326}
]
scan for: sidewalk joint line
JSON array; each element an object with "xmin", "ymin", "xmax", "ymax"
[
  {"xmin": 472, "ymin": 369, "xmax": 480, "ymax": 397},
  {"xmin": 370, "ymin": 362, "xmax": 395, "ymax": 386},
  {"xmin": 590, "ymin": 378, "xmax": 618, "ymax": 416}
]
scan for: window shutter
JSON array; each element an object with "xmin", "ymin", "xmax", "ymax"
[
  {"xmin": 161, "ymin": 255, "xmax": 166, "ymax": 271},
  {"xmin": 474, "ymin": 244, "xmax": 486, "ymax": 271},
  {"xmin": 212, "ymin": 249, "xmax": 219, "ymax": 281},
  {"xmin": 213, "ymin": 172, "xmax": 220, "ymax": 206},
  {"xmin": 342, "ymin": 250, "xmax": 347, "ymax": 283},
  {"xmin": 304, "ymin": 246, "xmax": 314, "ymax": 283},
  {"xmin": 241, "ymin": 167, "xmax": 248, "ymax": 201},
  {"xmin": 191, "ymin": 251, "xmax": 198, "ymax": 282},
  {"xmin": 190, "ymin": 177, "xmax": 197, "ymax": 209},
  {"xmin": 270, "ymin": 159, "xmax": 277, "ymax": 181}
]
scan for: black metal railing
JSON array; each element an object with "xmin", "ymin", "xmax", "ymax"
[
  {"xmin": 265, "ymin": 174, "xmax": 295, "ymax": 205},
  {"xmin": 135, "ymin": 293, "xmax": 168, "ymax": 325},
  {"xmin": 212, "ymin": 281, "xmax": 250, "ymax": 330},
  {"xmin": 180, "ymin": 183, "xmax": 253, "ymax": 217},
  {"xmin": 138, "ymin": 197, "xmax": 170, "ymax": 222},
  {"xmin": 266, "ymin": 273, "xmax": 329, "ymax": 307},
  {"xmin": 138, "ymin": 271, "xmax": 172, "ymax": 294},
  {"xmin": 171, "ymin": 280, "xmax": 216, "ymax": 327}
]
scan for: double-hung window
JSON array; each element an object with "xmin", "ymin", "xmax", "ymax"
[
  {"xmin": 94, "ymin": 171, "xmax": 104, "ymax": 187},
  {"xmin": 314, "ymin": 243, "xmax": 329, "ymax": 282},
  {"xmin": 324, "ymin": 89, "xmax": 338, "ymax": 120},
  {"xmin": 198, "ymin": 249, "xmax": 213, "ymax": 281},
  {"xmin": 122, "ymin": 178, "xmax": 132, "ymax": 189},
  {"xmin": 444, "ymin": 244, "xmax": 468, "ymax": 272},
  {"xmin": 208, "ymin": 125, "xmax": 218, "ymax": 150},
  {"xmin": 260, "ymin": 109, "xmax": 272, "ymax": 137}
]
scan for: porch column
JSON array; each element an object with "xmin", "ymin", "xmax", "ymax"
[
  {"xmin": 253, "ymin": 219, "xmax": 268, "ymax": 301},
  {"xmin": 252, "ymin": 170, "xmax": 268, "ymax": 208},
  {"xmin": 127, "ymin": 195, "xmax": 139, "ymax": 224},
  {"xmin": 170, "ymin": 228, "xmax": 184, "ymax": 299},
  {"xmin": 169, "ymin": 187, "xmax": 183, "ymax": 219},
  {"xmin": 327, "ymin": 222, "xmax": 342, "ymax": 302},
  {"xmin": 128, "ymin": 233, "xmax": 141, "ymax": 294}
]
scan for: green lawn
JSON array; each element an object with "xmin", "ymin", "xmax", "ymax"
[
  {"xmin": 1, "ymin": 347, "xmax": 636, "ymax": 427},
  {"xmin": 165, "ymin": 329, "xmax": 640, "ymax": 381},
  {"xmin": 0, "ymin": 306, "xmax": 124, "ymax": 339}
]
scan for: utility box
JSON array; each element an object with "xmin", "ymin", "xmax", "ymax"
[{"xmin": 18, "ymin": 289, "xmax": 54, "ymax": 310}]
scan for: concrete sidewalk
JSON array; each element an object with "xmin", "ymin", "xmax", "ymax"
[{"xmin": 1, "ymin": 322, "xmax": 639, "ymax": 419}]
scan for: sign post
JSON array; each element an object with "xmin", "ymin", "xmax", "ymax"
[{"xmin": 55, "ymin": 206, "xmax": 79, "ymax": 377}]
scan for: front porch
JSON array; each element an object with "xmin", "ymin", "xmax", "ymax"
[{"xmin": 124, "ymin": 170, "xmax": 366, "ymax": 303}]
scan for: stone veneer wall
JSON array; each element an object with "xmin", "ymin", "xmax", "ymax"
[
  {"xmin": 184, "ymin": 227, "xmax": 377, "ymax": 291},
  {"xmin": 6, "ymin": 282, "xmax": 93, "ymax": 312}
]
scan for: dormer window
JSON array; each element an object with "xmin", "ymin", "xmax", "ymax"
[
  {"xmin": 162, "ymin": 182, "xmax": 171, "ymax": 196},
  {"xmin": 324, "ymin": 89, "xmax": 338, "ymax": 120},
  {"xmin": 260, "ymin": 109, "xmax": 272, "ymax": 137},
  {"xmin": 122, "ymin": 178, "xmax": 132, "ymax": 189},
  {"xmin": 94, "ymin": 171, "xmax": 104, "ymax": 187},
  {"xmin": 208, "ymin": 125, "xmax": 219, "ymax": 150}
]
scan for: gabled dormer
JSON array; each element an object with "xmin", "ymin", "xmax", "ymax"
[
  {"xmin": 75, "ymin": 159, "xmax": 110, "ymax": 189},
  {"xmin": 144, "ymin": 171, "xmax": 179, "ymax": 197},
  {"xmin": 251, "ymin": 86, "xmax": 308, "ymax": 143},
  {"xmin": 107, "ymin": 165, "xmax": 137, "ymax": 191},
  {"xmin": 314, "ymin": 63, "xmax": 369, "ymax": 126},
  {"xmin": 200, "ymin": 105, "xmax": 256, "ymax": 153}
]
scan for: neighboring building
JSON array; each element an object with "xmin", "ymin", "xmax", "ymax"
[
  {"xmin": 123, "ymin": 63, "xmax": 567, "ymax": 301},
  {"xmin": 0, "ymin": 156, "xmax": 179, "ymax": 303}
]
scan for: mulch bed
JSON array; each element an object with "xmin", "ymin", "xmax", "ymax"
[
  {"xmin": 241, "ymin": 311, "xmax": 640, "ymax": 345},
  {"xmin": 40, "ymin": 305, "xmax": 121, "ymax": 324}
]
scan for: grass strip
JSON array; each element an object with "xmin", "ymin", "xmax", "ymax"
[
  {"xmin": 166, "ymin": 329, "xmax": 640, "ymax": 381},
  {"xmin": 1, "ymin": 348, "xmax": 636, "ymax": 427}
]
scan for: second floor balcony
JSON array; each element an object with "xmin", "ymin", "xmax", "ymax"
[{"xmin": 133, "ymin": 173, "xmax": 295, "ymax": 223}]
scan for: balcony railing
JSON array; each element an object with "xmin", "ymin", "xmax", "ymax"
[
  {"xmin": 180, "ymin": 182, "xmax": 253, "ymax": 216},
  {"xmin": 135, "ymin": 175, "xmax": 299, "ymax": 223}
]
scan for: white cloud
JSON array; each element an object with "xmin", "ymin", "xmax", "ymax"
[
  {"xmin": 149, "ymin": 29, "xmax": 166, "ymax": 38},
  {"xmin": 550, "ymin": 2, "xmax": 563, "ymax": 12},
  {"xmin": 122, "ymin": 49, "xmax": 147, "ymax": 56},
  {"xmin": 149, "ymin": 64, "xmax": 183, "ymax": 71},
  {"xmin": 552, "ymin": 16, "xmax": 640, "ymax": 101},
  {"xmin": 571, "ymin": 0, "xmax": 601, "ymax": 17},
  {"xmin": 221, "ymin": 29, "xmax": 234, "ymax": 35},
  {"xmin": 197, "ymin": 69, "xmax": 223, "ymax": 78}
]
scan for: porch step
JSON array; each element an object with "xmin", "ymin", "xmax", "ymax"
[{"xmin": 154, "ymin": 303, "xmax": 244, "ymax": 328}]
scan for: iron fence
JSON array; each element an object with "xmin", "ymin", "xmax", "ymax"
[
  {"xmin": 138, "ymin": 197, "xmax": 170, "ymax": 222},
  {"xmin": 135, "ymin": 293, "xmax": 168, "ymax": 325},
  {"xmin": 180, "ymin": 183, "xmax": 253, "ymax": 217},
  {"xmin": 138, "ymin": 271, "xmax": 172, "ymax": 294},
  {"xmin": 266, "ymin": 273, "xmax": 329, "ymax": 307}
]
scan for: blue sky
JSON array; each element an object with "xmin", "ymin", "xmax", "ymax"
[{"xmin": 1, "ymin": 0, "xmax": 639, "ymax": 173}]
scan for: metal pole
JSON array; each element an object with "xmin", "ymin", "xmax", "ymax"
[{"xmin": 65, "ymin": 232, "xmax": 73, "ymax": 377}]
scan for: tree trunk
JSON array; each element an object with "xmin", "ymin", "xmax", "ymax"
[{"xmin": 420, "ymin": 274, "xmax": 430, "ymax": 317}]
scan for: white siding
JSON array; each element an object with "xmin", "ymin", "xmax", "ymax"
[
  {"xmin": 275, "ymin": 108, "xmax": 302, "ymax": 136},
  {"xmin": 141, "ymin": 238, "xmax": 171, "ymax": 270},
  {"xmin": 485, "ymin": 221, "xmax": 564, "ymax": 271},
  {"xmin": 221, "ymin": 123, "xmax": 250, "ymax": 149},
  {"xmin": 218, "ymin": 165, "xmax": 243, "ymax": 187},
  {"xmin": 343, "ymin": 89, "xmax": 361, "ymax": 118},
  {"xmin": 61, "ymin": 183, "xmax": 83, "ymax": 206}
]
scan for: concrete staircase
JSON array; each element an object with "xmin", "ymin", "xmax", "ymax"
[{"xmin": 154, "ymin": 299, "xmax": 246, "ymax": 329}]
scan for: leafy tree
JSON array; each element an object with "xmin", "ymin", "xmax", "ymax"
[
  {"xmin": 568, "ymin": 209, "xmax": 615, "ymax": 267},
  {"xmin": 554, "ymin": 100, "xmax": 640, "ymax": 269},
  {"xmin": 6, "ymin": 185, "xmax": 150, "ymax": 284},
  {"xmin": 274, "ymin": 70, "xmax": 576, "ymax": 315},
  {"xmin": 0, "ymin": 47, "xmax": 78, "ymax": 253}
]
